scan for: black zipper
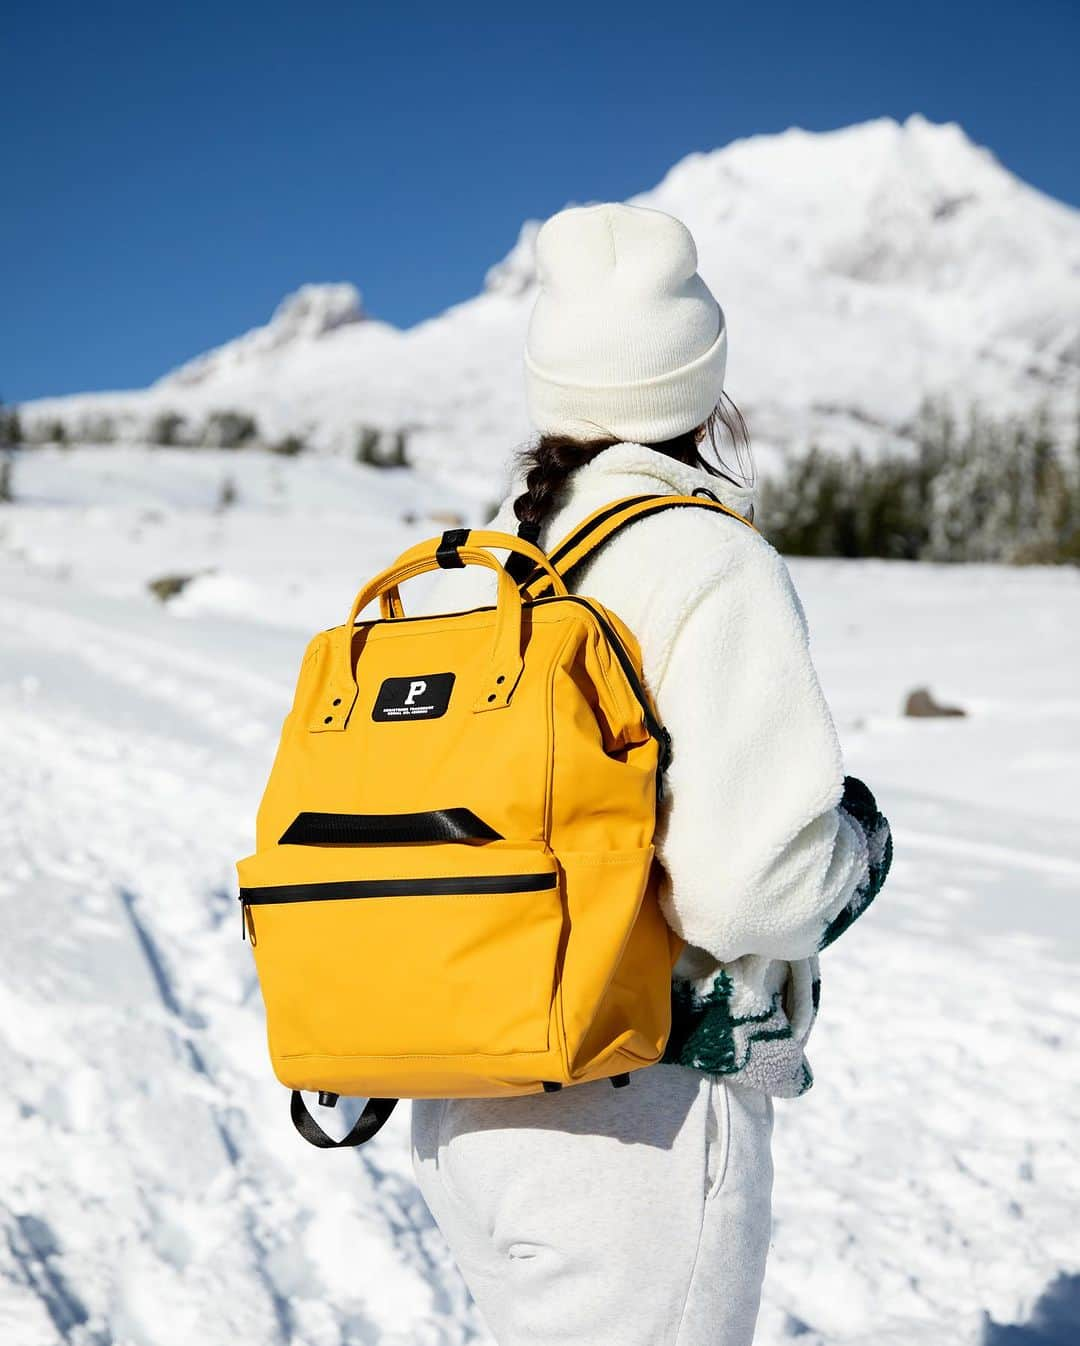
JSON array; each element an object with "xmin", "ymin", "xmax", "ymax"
[
  {"xmin": 534, "ymin": 594, "xmax": 673, "ymax": 785},
  {"xmin": 240, "ymin": 871, "xmax": 557, "ymax": 905}
]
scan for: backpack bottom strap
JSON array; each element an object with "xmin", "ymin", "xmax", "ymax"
[{"xmin": 290, "ymin": 1090, "xmax": 398, "ymax": 1148}]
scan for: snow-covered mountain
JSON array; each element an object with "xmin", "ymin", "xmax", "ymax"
[{"xmin": 20, "ymin": 115, "xmax": 1080, "ymax": 488}]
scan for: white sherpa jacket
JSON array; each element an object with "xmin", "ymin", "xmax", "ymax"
[{"xmin": 418, "ymin": 442, "xmax": 892, "ymax": 1096}]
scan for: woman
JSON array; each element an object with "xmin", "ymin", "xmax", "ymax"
[{"xmin": 410, "ymin": 202, "xmax": 892, "ymax": 1346}]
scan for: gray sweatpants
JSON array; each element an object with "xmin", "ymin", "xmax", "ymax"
[{"xmin": 411, "ymin": 1063, "xmax": 774, "ymax": 1346}]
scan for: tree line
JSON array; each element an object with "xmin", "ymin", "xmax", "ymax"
[
  {"xmin": 759, "ymin": 398, "xmax": 1080, "ymax": 564},
  {"xmin": 0, "ymin": 402, "xmax": 409, "ymax": 467},
  {"xmin": 4, "ymin": 394, "xmax": 1079, "ymax": 564}
]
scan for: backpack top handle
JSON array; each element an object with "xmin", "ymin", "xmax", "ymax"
[
  {"xmin": 379, "ymin": 528, "xmax": 567, "ymax": 620},
  {"xmin": 317, "ymin": 530, "xmax": 569, "ymax": 726}
]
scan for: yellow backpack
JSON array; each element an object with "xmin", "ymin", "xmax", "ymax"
[{"xmin": 238, "ymin": 492, "xmax": 754, "ymax": 1146}]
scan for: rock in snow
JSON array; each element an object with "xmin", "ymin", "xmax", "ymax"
[{"xmin": 904, "ymin": 686, "xmax": 968, "ymax": 717}]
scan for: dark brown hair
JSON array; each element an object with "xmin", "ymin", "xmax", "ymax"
[{"xmin": 512, "ymin": 390, "xmax": 754, "ymax": 537}]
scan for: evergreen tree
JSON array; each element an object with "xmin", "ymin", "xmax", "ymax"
[
  {"xmin": 0, "ymin": 400, "xmax": 22, "ymax": 448},
  {"xmin": 762, "ymin": 396, "xmax": 1080, "ymax": 565},
  {"xmin": 150, "ymin": 412, "xmax": 185, "ymax": 446},
  {"xmin": 203, "ymin": 411, "xmax": 257, "ymax": 449}
]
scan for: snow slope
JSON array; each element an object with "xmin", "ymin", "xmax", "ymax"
[
  {"xmin": 1, "ymin": 448, "xmax": 1078, "ymax": 1345},
  {"xmin": 20, "ymin": 115, "xmax": 1080, "ymax": 480}
]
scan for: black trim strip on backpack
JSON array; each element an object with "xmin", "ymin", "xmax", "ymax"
[
  {"xmin": 522, "ymin": 494, "xmax": 754, "ymax": 596},
  {"xmin": 279, "ymin": 808, "xmax": 502, "ymax": 846},
  {"xmin": 539, "ymin": 493, "xmax": 659, "ymax": 577},
  {"xmin": 502, "ymin": 495, "xmax": 657, "ymax": 586},
  {"xmin": 240, "ymin": 870, "xmax": 558, "ymax": 905},
  {"xmin": 290, "ymin": 1090, "xmax": 398, "ymax": 1149}
]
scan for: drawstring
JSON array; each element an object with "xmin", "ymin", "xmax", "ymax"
[{"xmin": 693, "ymin": 484, "xmax": 753, "ymax": 525}]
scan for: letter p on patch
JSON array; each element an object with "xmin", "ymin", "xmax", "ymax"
[{"xmin": 404, "ymin": 680, "xmax": 427, "ymax": 706}]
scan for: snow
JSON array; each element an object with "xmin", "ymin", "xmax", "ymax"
[
  {"xmin": 19, "ymin": 116, "xmax": 1080, "ymax": 474},
  {"xmin": 1, "ymin": 445, "xmax": 1078, "ymax": 1345},
  {"xmin": 168, "ymin": 284, "xmax": 370, "ymax": 388}
]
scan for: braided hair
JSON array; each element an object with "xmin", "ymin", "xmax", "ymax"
[{"xmin": 512, "ymin": 391, "xmax": 754, "ymax": 540}]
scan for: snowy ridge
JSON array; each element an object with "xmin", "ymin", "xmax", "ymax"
[
  {"xmin": 19, "ymin": 116, "xmax": 1080, "ymax": 482},
  {"xmin": 167, "ymin": 283, "xmax": 369, "ymax": 387}
]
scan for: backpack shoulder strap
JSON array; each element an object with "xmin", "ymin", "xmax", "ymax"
[{"xmin": 518, "ymin": 492, "xmax": 757, "ymax": 599}]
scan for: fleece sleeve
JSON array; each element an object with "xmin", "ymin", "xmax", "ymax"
[{"xmin": 651, "ymin": 538, "xmax": 891, "ymax": 963}]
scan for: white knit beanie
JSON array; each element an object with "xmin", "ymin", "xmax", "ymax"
[{"xmin": 523, "ymin": 202, "xmax": 727, "ymax": 444}]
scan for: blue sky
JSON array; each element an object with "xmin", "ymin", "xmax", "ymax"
[{"xmin": 4, "ymin": 1, "xmax": 1078, "ymax": 402}]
